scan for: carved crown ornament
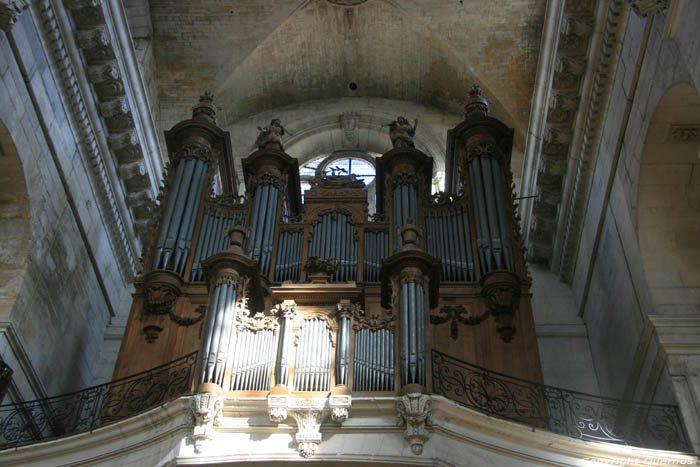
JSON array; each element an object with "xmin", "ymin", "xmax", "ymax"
[
  {"xmin": 246, "ymin": 171, "xmax": 283, "ymax": 191},
  {"xmin": 350, "ymin": 306, "xmax": 395, "ymax": 332},
  {"xmin": 465, "ymin": 141, "xmax": 505, "ymax": 164},
  {"xmin": 235, "ymin": 308, "xmax": 279, "ymax": 332},
  {"xmin": 172, "ymin": 142, "xmax": 212, "ymax": 164}
]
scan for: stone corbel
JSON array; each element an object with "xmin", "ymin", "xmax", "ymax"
[
  {"xmin": 628, "ymin": 0, "xmax": 669, "ymax": 17},
  {"xmin": 0, "ymin": 0, "xmax": 28, "ymax": 31},
  {"xmin": 397, "ymin": 392, "xmax": 432, "ymax": 455},
  {"xmin": 189, "ymin": 387, "xmax": 223, "ymax": 454},
  {"xmin": 267, "ymin": 395, "xmax": 352, "ymax": 458}
]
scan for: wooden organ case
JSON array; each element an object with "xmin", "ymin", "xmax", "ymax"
[{"xmin": 113, "ymin": 89, "xmax": 543, "ymax": 402}]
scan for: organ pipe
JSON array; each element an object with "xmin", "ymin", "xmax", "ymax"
[
  {"xmin": 200, "ymin": 281, "xmax": 238, "ymax": 386},
  {"xmin": 246, "ymin": 183, "xmax": 280, "ymax": 277},
  {"xmin": 308, "ymin": 213, "xmax": 358, "ymax": 282},
  {"xmin": 153, "ymin": 156, "xmax": 209, "ymax": 275},
  {"xmin": 469, "ymin": 156, "xmax": 513, "ymax": 275},
  {"xmin": 353, "ymin": 328, "xmax": 394, "ymax": 392}
]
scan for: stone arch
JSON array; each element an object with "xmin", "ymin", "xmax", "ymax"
[
  {"xmin": 637, "ymin": 83, "xmax": 700, "ymax": 314},
  {"xmin": 0, "ymin": 120, "xmax": 30, "ymax": 318}
]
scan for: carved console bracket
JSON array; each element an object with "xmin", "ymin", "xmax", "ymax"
[
  {"xmin": 480, "ymin": 271, "xmax": 521, "ymax": 343},
  {"xmin": 189, "ymin": 386, "xmax": 223, "ymax": 454},
  {"xmin": 397, "ymin": 392, "xmax": 432, "ymax": 455},
  {"xmin": 141, "ymin": 270, "xmax": 183, "ymax": 316},
  {"xmin": 267, "ymin": 394, "xmax": 352, "ymax": 458}
]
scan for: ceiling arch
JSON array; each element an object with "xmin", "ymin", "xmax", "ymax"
[{"xmin": 150, "ymin": 0, "xmax": 544, "ymax": 154}]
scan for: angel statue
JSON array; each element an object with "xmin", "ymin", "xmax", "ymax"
[
  {"xmin": 254, "ymin": 119, "xmax": 292, "ymax": 151},
  {"xmin": 385, "ymin": 116, "xmax": 418, "ymax": 149}
]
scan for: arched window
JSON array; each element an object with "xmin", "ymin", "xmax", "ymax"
[{"xmin": 299, "ymin": 151, "xmax": 379, "ymax": 213}]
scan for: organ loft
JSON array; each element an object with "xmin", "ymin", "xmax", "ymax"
[{"xmin": 112, "ymin": 85, "xmax": 542, "ymax": 456}]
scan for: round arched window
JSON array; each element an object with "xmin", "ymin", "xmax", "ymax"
[{"xmin": 299, "ymin": 151, "xmax": 379, "ymax": 213}]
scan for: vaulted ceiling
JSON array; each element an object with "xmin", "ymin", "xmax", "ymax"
[{"xmin": 147, "ymin": 0, "xmax": 546, "ymax": 163}]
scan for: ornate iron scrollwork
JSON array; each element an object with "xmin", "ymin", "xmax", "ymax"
[{"xmin": 431, "ymin": 350, "xmax": 690, "ymax": 452}]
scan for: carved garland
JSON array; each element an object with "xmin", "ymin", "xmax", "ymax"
[
  {"xmin": 350, "ymin": 305, "xmax": 395, "ymax": 332},
  {"xmin": 429, "ymin": 305, "xmax": 489, "ymax": 340},
  {"xmin": 309, "ymin": 207, "xmax": 359, "ymax": 227},
  {"xmin": 235, "ymin": 310, "xmax": 279, "ymax": 332}
]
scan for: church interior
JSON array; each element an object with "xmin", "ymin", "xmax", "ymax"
[{"xmin": 0, "ymin": 0, "xmax": 700, "ymax": 464}]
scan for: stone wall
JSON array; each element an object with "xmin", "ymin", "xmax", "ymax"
[
  {"xmin": 572, "ymin": 1, "xmax": 700, "ymax": 409},
  {"xmin": 0, "ymin": 11, "xmax": 128, "ymax": 399}
]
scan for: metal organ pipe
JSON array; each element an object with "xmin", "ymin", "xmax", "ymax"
[
  {"xmin": 154, "ymin": 157, "xmax": 209, "ymax": 274},
  {"xmin": 335, "ymin": 317, "xmax": 350, "ymax": 386},
  {"xmin": 174, "ymin": 159, "xmax": 207, "ymax": 274},
  {"xmin": 399, "ymin": 281, "xmax": 425, "ymax": 386},
  {"xmin": 200, "ymin": 283, "xmax": 238, "ymax": 386},
  {"xmin": 353, "ymin": 328, "xmax": 394, "ymax": 391},
  {"xmin": 393, "ymin": 184, "xmax": 419, "ymax": 252},
  {"xmin": 308, "ymin": 213, "xmax": 358, "ymax": 282},
  {"xmin": 469, "ymin": 157, "xmax": 514, "ymax": 274},
  {"xmin": 275, "ymin": 313, "xmax": 292, "ymax": 386}
]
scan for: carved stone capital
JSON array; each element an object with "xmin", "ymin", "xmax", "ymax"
[
  {"xmin": 189, "ymin": 389, "xmax": 223, "ymax": 454},
  {"xmin": 0, "ymin": 0, "xmax": 28, "ymax": 31},
  {"xmin": 267, "ymin": 395, "xmax": 352, "ymax": 458},
  {"xmin": 397, "ymin": 393, "xmax": 432, "ymax": 455},
  {"xmin": 629, "ymin": 0, "xmax": 669, "ymax": 17},
  {"xmin": 275, "ymin": 300, "xmax": 298, "ymax": 320}
]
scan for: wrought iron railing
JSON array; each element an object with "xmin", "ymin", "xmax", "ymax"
[
  {"xmin": 431, "ymin": 350, "xmax": 690, "ymax": 452},
  {"xmin": 0, "ymin": 351, "xmax": 197, "ymax": 449}
]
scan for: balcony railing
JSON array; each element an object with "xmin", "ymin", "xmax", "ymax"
[
  {"xmin": 0, "ymin": 351, "xmax": 197, "ymax": 449},
  {"xmin": 431, "ymin": 349, "xmax": 690, "ymax": 452},
  {"xmin": 0, "ymin": 348, "xmax": 690, "ymax": 452}
]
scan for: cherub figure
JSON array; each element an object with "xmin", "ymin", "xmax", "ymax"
[
  {"xmin": 386, "ymin": 116, "xmax": 418, "ymax": 148},
  {"xmin": 254, "ymin": 119, "xmax": 292, "ymax": 151}
]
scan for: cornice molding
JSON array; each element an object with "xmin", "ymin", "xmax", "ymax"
[
  {"xmin": 0, "ymin": 395, "xmax": 695, "ymax": 466},
  {"xmin": 628, "ymin": 0, "xmax": 669, "ymax": 17},
  {"xmin": 524, "ymin": 0, "xmax": 600, "ymax": 267},
  {"xmin": 31, "ymin": 0, "xmax": 139, "ymax": 280},
  {"xmin": 555, "ymin": 0, "xmax": 631, "ymax": 282}
]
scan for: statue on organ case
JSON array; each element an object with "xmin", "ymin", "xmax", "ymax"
[
  {"xmin": 254, "ymin": 119, "xmax": 293, "ymax": 151},
  {"xmin": 386, "ymin": 116, "xmax": 418, "ymax": 148}
]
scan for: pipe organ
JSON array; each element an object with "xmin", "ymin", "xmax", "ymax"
[{"xmin": 113, "ymin": 87, "xmax": 542, "ymax": 400}]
